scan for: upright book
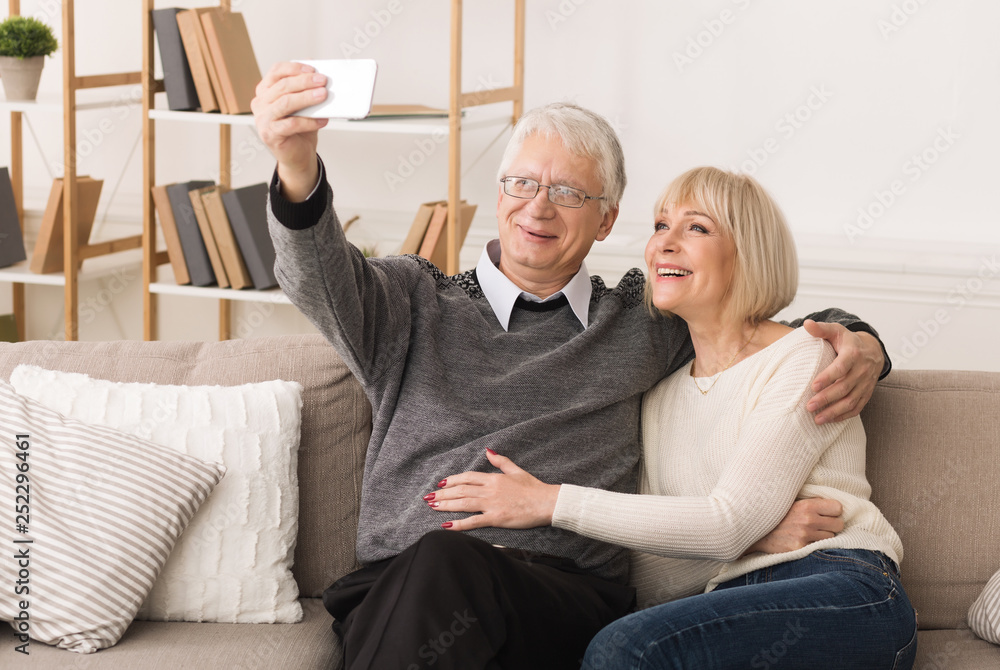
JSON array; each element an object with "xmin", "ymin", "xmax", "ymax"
[
  {"xmin": 200, "ymin": 9, "xmax": 261, "ymax": 115},
  {"xmin": 166, "ymin": 180, "xmax": 215, "ymax": 286},
  {"xmin": 150, "ymin": 183, "xmax": 191, "ymax": 284},
  {"xmin": 152, "ymin": 8, "xmax": 199, "ymax": 111},
  {"xmin": 0, "ymin": 167, "xmax": 27, "ymax": 268},
  {"xmin": 398, "ymin": 200, "xmax": 445, "ymax": 256},
  {"xmin": 175, "ymin": 8, "xmax": 221, "ymax": 113},
  {"xmin": 30, "ymin": 177, "xmax": 103, "ymax": 275},
  {"xmin": 428, "ymin": 201, "xmax": 477, "ymax": 271},
  {"xmin": 222, "ymin": 183, "xmax": 277, "ymax": 289},
  {"xmin": 188, "ymin": 186, "xmax": 229, "ymax": 288},
  {"xmin": 201, "ymin": 186, "xmax": 252, "ymax": 289}
]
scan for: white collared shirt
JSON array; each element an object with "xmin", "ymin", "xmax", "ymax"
[{"xmin": 475, "ymin": 239, "xmax": 593, "ymax": 331}]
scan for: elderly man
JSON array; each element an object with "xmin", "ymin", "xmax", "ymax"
[{"xmin": 252, "ymin": 62, "xmax": 887, "ymax": 670}]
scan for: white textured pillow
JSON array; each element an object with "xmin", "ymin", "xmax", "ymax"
[
  {"xmin": 10, "ymin": 365, "xmax": 304, "ymax": 624},
  {"xmin": 0, "ymin": 381, "xmax": 224, "ymax": 653},
  {"xmin": 969, "ymin": 568, "xmax": 1000, "ymax": 645}
]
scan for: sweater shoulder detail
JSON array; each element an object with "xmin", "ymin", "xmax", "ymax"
[
  {"xmin": 592, "ymin": 268, "xmax": 647, "ymax": 309},
  {"xmin": 401, "ymin": 254, "xmax": 484, "ymax": 299}
]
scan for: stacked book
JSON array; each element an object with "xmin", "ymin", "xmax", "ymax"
[
  {"xmin": 399, "ymin": 200, "xmax": 477, "ymax": 270},
  {"xmin": 152, "ymin": 7, "xmax": 261, "ymax": 114},
  {"xmin": 152, "ymin": 182, "xmax": 277, "ymax": 290}
]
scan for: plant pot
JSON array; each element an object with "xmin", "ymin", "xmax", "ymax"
[{"xmin": 0, "ymin": 55, "xmax": 45, "ymax": 101}]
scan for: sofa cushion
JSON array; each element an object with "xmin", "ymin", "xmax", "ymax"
[
  {"xmin": 913, "ymin": 629, "xmax": 1000, "ymax": 668},
  {"xmin": 0, "ymin": 335, "xmax": 372, "ymax": 600},
  {"xmin": 14, "ymin": 598, "xmax": 340, "ymax": 669},
  {"xmin": 11, "ymin": 365, "xmax": 304, "ymax": 624},
  {"xmin": 862, "ymin": 369, "xmax": 1000, "ymax": 630},
  {"xmin": 0, "ymin": 381, "xmax": 225, "ymax": 653}
]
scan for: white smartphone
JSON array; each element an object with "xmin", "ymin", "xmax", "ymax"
[{"xmin": 292, "ymin": 59, "xmax": 378, "ymax": 120}]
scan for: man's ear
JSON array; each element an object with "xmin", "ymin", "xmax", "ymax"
[{"xmin": 595, "ymin": 204, "xmax": 619, "ymax": 242}]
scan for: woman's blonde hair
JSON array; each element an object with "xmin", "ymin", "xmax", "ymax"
[{"xmin": 645, "ymin": 167, "xmax": 798, "ymax": 323}]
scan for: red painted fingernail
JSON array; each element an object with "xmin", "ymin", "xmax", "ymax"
[
  {"xmin": 486, "ymin": 448, "xmax": 497, "ymax": 455},
  {"xmin": 423, "ymin": 493, "xmax": 436, "ymax": 501},
  {"xmin": 427, "ymin": 502, "xmax": 439, "ymax": 508},
  {"xmin": 441, "ymin": 522, "xmax": 453, "ymax": 529},
  {"xmin": 437, "ymin": 479, "xmax": 447, "ymax": 488}
]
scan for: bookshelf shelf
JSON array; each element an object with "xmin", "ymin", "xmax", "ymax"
[
  {"xmin": 148, "ymin": 106, "xmax": 512, "ymax": 136},
  {"xmin": 0, "ymin": 93, "xmax": 136, "ymax": 114},
  {"xmin": 148, "ymin": 281, "xmax": 290, "ymax": 304},
  {"xmin": 0, "ymin": 250, "xmax": 143, "ymax": 287},
  {"xmin": 2, "ymin": 0, "xmax": 146, "ymax": 341},
  {"xmin": 142, "ymin": 0, "xmax": 525, "ymax": 341}
]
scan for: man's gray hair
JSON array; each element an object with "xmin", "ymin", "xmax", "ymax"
[{"xmin": 497, "ymin": 102, "xmax": 626, "ymax": 215}]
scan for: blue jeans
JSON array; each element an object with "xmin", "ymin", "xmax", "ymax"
[{"xmin": 582, "ymin": 549, "xmax": 918, "ymax": 670}]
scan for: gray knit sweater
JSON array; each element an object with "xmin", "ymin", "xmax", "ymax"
[{"xmin": 266, "ymin": 167, "xmax": 880, "ymax": 583}]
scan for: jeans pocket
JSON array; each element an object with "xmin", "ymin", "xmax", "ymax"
[
  {"xmin": 891, "ymin": 624, "xmax": 918, "ymax": 670},
  {"xmin": 812, "ymin": 549, "xmax": 888, "ymax": 576}
]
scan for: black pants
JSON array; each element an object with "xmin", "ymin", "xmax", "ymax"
[{"xmin": 323, "ymin": 531, "xmax": 635, "ymax": 670}]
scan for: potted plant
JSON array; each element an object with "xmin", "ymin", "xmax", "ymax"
[{"xmin": 0, "ymin": 16, "xmax": 58, "ymax": 101}]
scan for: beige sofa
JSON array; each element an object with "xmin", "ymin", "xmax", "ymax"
[{"xmin": 3, "ymin": 334, "xmax": 999, "ymax": 668}]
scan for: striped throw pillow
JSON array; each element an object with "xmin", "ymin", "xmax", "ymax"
[
  {"xmin": 10, "ymin": 366, "xmax": 304, "ymax": 624},
  {"xmin": 969, "ymin": 568, "xmax": 1000, "ymax": 645},
  {"xmin": 0, "ymin": 381, "xmax": 224, "ymax": 653}
]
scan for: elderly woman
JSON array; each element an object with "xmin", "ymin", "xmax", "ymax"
[{"xmin": 427, "ymin": 167, "xmax": 918, "ymax": 669}]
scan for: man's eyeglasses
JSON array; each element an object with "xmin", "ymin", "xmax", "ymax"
[{"xmin": 499, "ymin": 176, "xmax": 606, "ymax": 209}]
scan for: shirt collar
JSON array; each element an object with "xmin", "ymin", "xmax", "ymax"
[{"xmin": 476, "ymin": 239, "xmax": 592, "ymax": 331}]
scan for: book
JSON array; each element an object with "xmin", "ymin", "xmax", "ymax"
[
  {"xmin": 416, "ymin": 203, "xmax": 449, "ymax": 262},
  {"xmin": 189, "ymin": 186, "xmax": 229, "ymax": 288},
  {"xmin": 398, "ymin": 200, "xmax": 445, "ymax": 255},
  {"xmin": 368, "ymin": 104, "xmax": 449, "ymax": 119},
  {"xmin": 175, "ymin": 8, "xmax": 220, "ymax": 113},
  {"xmin": 152, "ymin": 8, "xmax": 199, "ymax": 111},
  {"xmin": 199, "ymin": 9, "xmax": 261, "ymax": 115},
  {"xmin": 221, "ymin": 183, "xmax": 277, "ymax": 290},
  {"xmin": 0, "ymin": 167, "xmax": 27, "ymax": 268},
  {"xmin": 150, "ymin": 183, "xmax": 190, "ymax": 285},
  {"xmin": 30, "ymin": 177, "xmax": 103, "ymax": 275},
  {"xmin": 165, "ymin": 181, "xmax": 215, "ymax": 286},
  {"xmin": 428, "ymin": 201, "xmax": 477, "ymax": 271},
  {"xmin": 201, "ymin": 186, "xmax": 252, "ymax": 289}
]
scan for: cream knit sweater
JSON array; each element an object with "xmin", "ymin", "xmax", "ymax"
[{"xmin": 552, "ymin": 327, "xmax": 903, "ymax": 608}]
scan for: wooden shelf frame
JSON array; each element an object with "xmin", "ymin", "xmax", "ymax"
[
  {"xmin": 4, "ymin": 0, "xmax": 144, "ymax": 341},
  {"xmin": 141, "ymin": 0, "xmax": 524, "ymax": 340}
]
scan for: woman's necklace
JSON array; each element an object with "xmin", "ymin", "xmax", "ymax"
[{"xmin": 691, "ymin": 322, "xmax": 760, "ymax": 395}]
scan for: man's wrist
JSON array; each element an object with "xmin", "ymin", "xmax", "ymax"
[
  {"xmin": 276, "ymin": 157, "xmax": 321, "ymax": 203},
  {"xmin": 848, "ymin": 323, "xmax": 892, "ymax": 379},
  {"xmin": 269, "ymin": 156, "xmax": 327, "ymax": 231}
]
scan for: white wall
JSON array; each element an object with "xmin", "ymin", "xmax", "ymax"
[{"xmin": 0, "ymin": 1, "xmax": 997, "ymax": 369}]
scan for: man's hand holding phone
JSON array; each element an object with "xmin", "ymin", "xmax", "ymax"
[{"xmin": 251, "ymin": 62, "xmax": 329, "ymax": 203}]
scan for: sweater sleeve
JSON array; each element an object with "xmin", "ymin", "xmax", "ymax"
[
  {"xmin": 552, "ymin": 337, "xmax": 851, "ymax": 562},
  {"xmin": 266, "ymin": 159, "xmax": 414, "ymax": 387},
  {"xmin": 784, "ymin": 307, "xmax": 891, "ymax": 379}
]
